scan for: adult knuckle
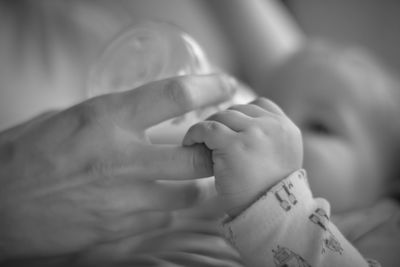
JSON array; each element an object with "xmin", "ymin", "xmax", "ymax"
[
  {"xmin": 164, "ymin": 79, "xmax": 194, "ymax": 109},
  {"xmin": 87, "ymin": 159, "xmax": 113, "ymax": 180}
]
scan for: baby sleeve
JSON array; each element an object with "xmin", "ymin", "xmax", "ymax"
[{"xmin": 221, "ymin": 169, "xmax": 379, "ymax": 267}]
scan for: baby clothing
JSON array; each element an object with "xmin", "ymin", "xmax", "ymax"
[{"xmin": 222, "ymin": 170, "xmax": 400, "ymax": 267}]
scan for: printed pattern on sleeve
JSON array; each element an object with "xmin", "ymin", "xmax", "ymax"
[
  {"xmin": 309, "ymin": 208, "xmax": 343, "ymax": 255},
  {"xmin": 221, "ymin": 169, "xmax": 378, "ymax": 267}
]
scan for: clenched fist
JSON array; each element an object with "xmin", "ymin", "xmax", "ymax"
[{"xmin": 183, "ymin": 98, "xmax": 303, "ymax": 217}]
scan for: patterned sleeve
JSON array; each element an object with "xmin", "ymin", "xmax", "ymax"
[{"xmin": 221, "ymin": 169, "xmax": 379, "ymax": 267}]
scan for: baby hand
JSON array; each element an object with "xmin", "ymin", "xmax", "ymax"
[{"xmin": 183, "ymin": 98, "xmax": 303, "ymax": 217}]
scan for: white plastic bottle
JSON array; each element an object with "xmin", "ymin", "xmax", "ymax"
[{"xmin": 87, "ymin": 21, "xmax": 256, "ymax": 144}]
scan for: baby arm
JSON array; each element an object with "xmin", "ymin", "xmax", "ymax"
[{"xmin": 183, "ymin": 98, "xmax": 379, "ymax": 267}]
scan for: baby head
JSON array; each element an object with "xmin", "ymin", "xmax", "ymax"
[{"xmin": 265, "ymin": 39, "xmax": 400, "ymax": 212}]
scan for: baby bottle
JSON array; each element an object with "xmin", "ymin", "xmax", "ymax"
[{"xmin": 87, "ymin": 21, "xmax": 256, "ymax": 144}]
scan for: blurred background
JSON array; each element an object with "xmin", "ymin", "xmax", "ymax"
[
  {"xmin": 0, "ymin": 0, "xmax": 399, "ymax": 131},
  {"xmin": 286, "ymin": 0, "xmax": 400, "ymax": 75}
]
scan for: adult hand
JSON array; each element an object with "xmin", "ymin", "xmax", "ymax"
[
  {"xmin": 65, "ymin": 217, "xmax": 243, "ymax": 267},
  {"xmin": 0, "ymin": 74, "xmax": 235, "ymax": 261}
]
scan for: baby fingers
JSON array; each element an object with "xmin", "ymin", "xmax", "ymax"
[
  {"xmin": 251, "ymin": 97, "xmax": 286, "ymax": 116},
  {"xmin": 183, "ymin": 121, "xmax": 236, "ymax": 149},
  {"xmin": 228, "ymin": 103, "xmax": 270, "ymax": 118},
  {"xmin": 91, "ymin": 180, "xmax": 211, "ymax": 216},
  {"xmin": 207, "ymin": 109, "xmax": 254, "ymax": 132}
]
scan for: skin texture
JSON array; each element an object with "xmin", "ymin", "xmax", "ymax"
[
  {"xmin": 0, "ymin": 74, "xmax": 236, "ymax": 261},
  {"xmin": 184, "ymin": 98, "xmax": 303, "ymax": 217}
]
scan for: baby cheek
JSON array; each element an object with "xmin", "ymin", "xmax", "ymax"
[{"xmin": 302, "ymin": 136, "xmax": 360, "ymax": 212}]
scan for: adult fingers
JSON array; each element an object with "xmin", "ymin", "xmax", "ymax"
[
  {"xmin": 97, "ymin": 180, "xmax": 212, "ymax": 213},
  {"xmin": 113, "ymin": 144, "xmax": 214, "ymax": 180},
  {"xmin": 252, "ymin": 97, "xmax": 286, "ymax": 116},
  {"xmin": 146, "ymin": 180, "xmax": 212, "ymax": 211},
  {"xmin": 103, "ymin": 74, "xmax": 237, "ymax": 131},
  {"xmin": 97, "ymin": 211, "xmax": 172, "ymax": 241},
  {"xmin": 183, "ymin": 121, "xmax": 236, "ymax": 149},
  {"xmin": 88, "ymin": 143, "xmax": 214, "ymax": 181}
]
